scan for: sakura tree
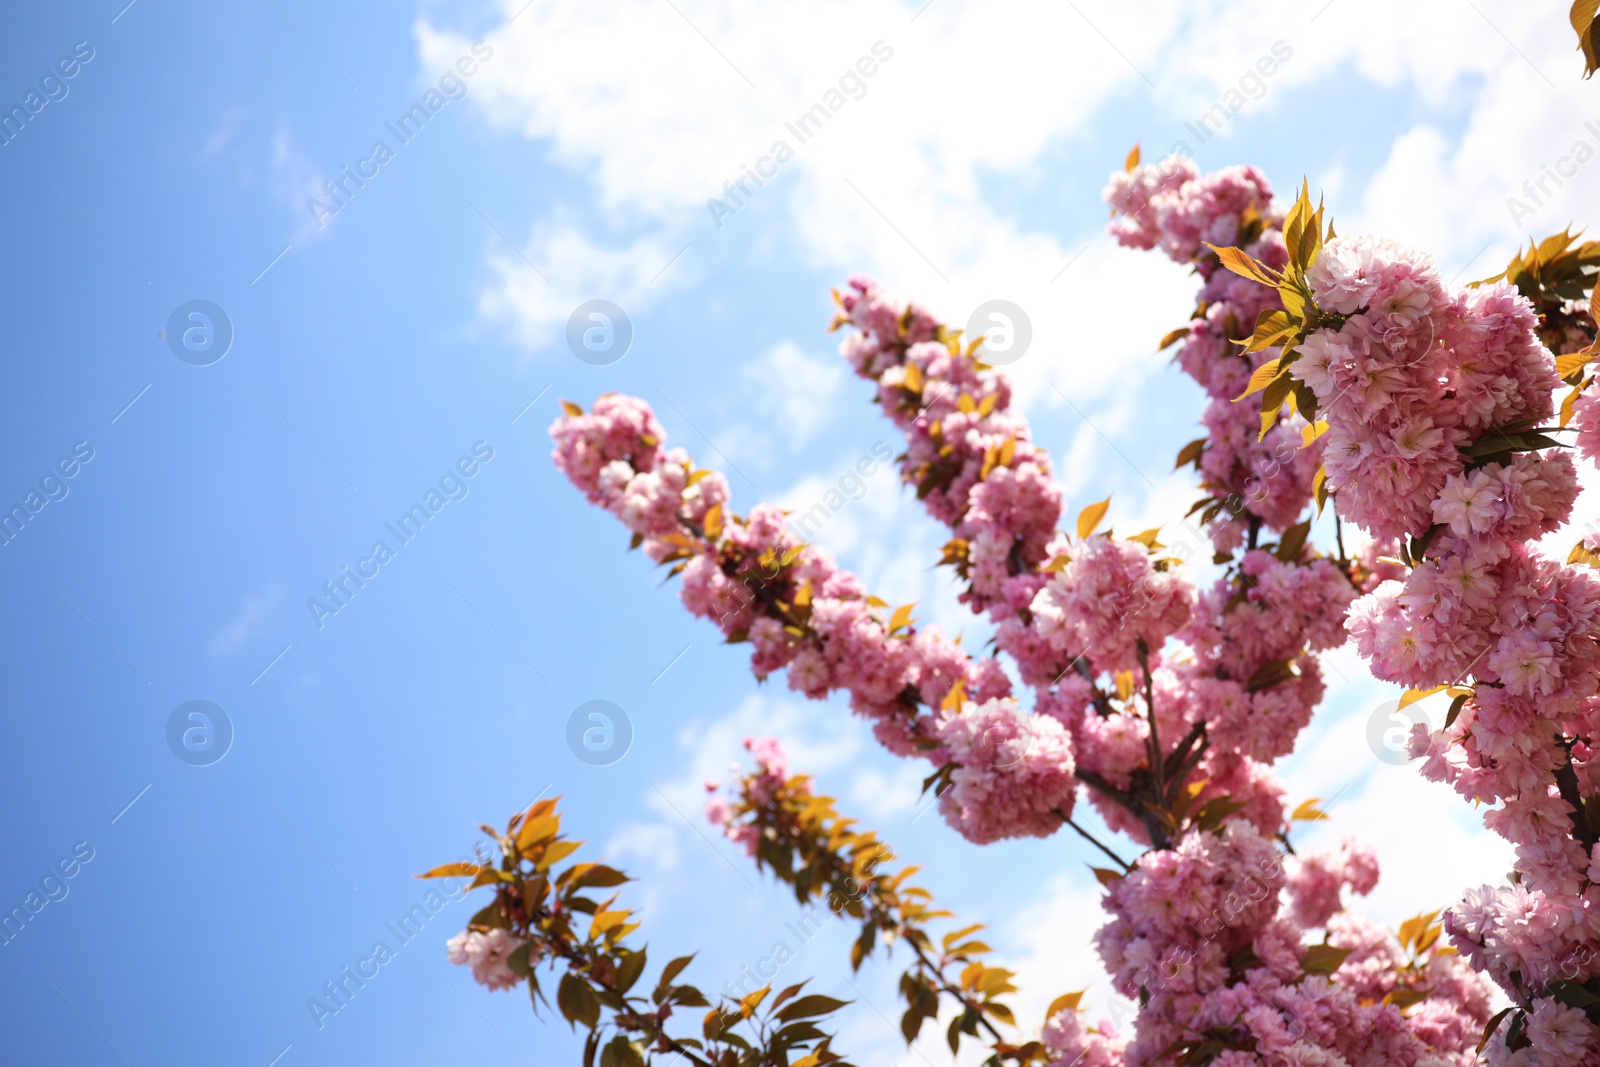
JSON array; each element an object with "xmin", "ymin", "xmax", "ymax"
[{"xmin": 424, "ymin": 141, "xmax": 1600, "ymax": 1067}]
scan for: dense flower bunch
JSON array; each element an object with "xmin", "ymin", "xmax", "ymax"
[{"xmin": 1202, "ymin": 176, "xmax": 1600, "ymax": 1061}]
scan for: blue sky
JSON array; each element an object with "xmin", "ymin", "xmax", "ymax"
[{"xmin": 0, "ymin": 1, "xmax": 1592, "ymax": 1064}]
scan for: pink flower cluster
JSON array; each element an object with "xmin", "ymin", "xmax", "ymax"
[
  {"xmin": 836, "ymin": 274, "xmax": 1062, "ymax": 618},
  {"xmin": 932, "ymin": 697, "xmax": 1077, "ymax": 844},
  {"xmin": 446, "ymin": 927, "xmax": 526, "ymax": 992},
  {"xmin": 1286, "ymin": 836, "xmax": 1380, "ymax": 930},
  {"xmin": 1175, "ymin": 550, "xmax": 1355, "ymax": 763},
  {"xmin": 706, "ymin": 736, "xmax": 794, "ymax": 856},
  {"xmin": 1097, "ymin": 822, "xmax": 1488, "ymax": 1067},
  {"xmin": 1041, "ymin": 1007, "xmax": 1127, "ymax": 1067},
  {"xmin": 1572, "ymin": 389, "xmax": 1600, "ymax": 463},
  {"xmin": 1295, "ymin": 237, "xmax": 1566, "ymax": 542},
  {"xmin": 550, "ymin": 392, "xmax": 730, "ymax": 554},
  {"xmin": 1275, "ymin": 231, "xmax": 1600, "ymax": 1059},
  {"xmin": 1104, "ymin": 159, "xmax": 1271, "ymax": 265},
  {"xmin": 1031, "ymin": 536, "xmax": 1193, "ymax": 675},
  {"xmin": 1105, "ymin": 159, "xmax": 1321, "ymax": 554},
  {"xmin": 828, "ymin": 259, "xmax": 1497, "ymax": 1062}
]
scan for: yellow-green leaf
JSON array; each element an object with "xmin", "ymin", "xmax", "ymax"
[
  {"xmin": 1575, "ymin": 0, "xmax": 1600, "ymax": 77},
  {"xmin": 1555, "ymin": 348, "xmax": 1596, "ymax": 379},
  {"xmin": 1242, "ymin": 309, "xmax": 1295, "ymax": 354},
  {"xmin": 1562, "ymin": 385, "xmax": 1583, "ymax": 428},
  {"xmin": 702, "ymin": 504, "xmax": 724, "ymax": 541},
  {"xmin": 904, "ymin": 361, "xmax": 925, "ymax": 393},
  {"xmin": 740, "ymin": 984, "xmax": 772, "ymax": 1018},
  {"xmin": 1398, "ymin": 685, "xmax": 1446, "ymax": 711},
  {"xmin": 1384, "ymin": 988, "xmax": 1431, "ymax": 1010},
  {"xmin": 1157, "ymin": 325, "xmax": 1191, "ymax": 350},
  {"xmin": 415, "ymin": 862, "xmax": 483, "ymax": 880},
  {"xmin": 1205, "ymin": 243, "xmax": 1282, "ymax": 288},
  {"xmin": 517, "ymin": 814, "xmax": 561, "ymax": 852},
  {"xmin": 1291, "ymin": 798, "xmax": 1329, "ymax": 822},
  {"xmin": 1234, "ymin": 357, "xmax": 1284, "ymax": 402},
  {"xmin": 1076, "ymin": 497, "xmax": 1111, "ymax": 540},
  {"xmin": 941, "ymin": 923, "xmax": 985, "ymax": 951},
  {"xmin": 536, "ymin": 839, "xmax": 583, "ymax": 872},
  {"xmin": 1047, "ymin": 990, "xmax": 1086, "ymax": 1018}
]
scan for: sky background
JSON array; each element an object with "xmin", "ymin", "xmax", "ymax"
[{"xmin": 2, "ymin": 0, "xmax": 1597, "ymax": 1064}]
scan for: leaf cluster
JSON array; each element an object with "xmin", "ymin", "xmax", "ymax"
[{"xmin": 419, "ymin": 798, "xmax": 856, "ymax": 1067}]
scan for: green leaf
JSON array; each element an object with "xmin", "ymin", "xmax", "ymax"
[
  {"xmin": 1275, "ymin": 520, "xmax": 1311, "ymax": 563},
  {"xmin": 778, "ymin": 995, "xmax": 851, "ymax": 1022},
  {"xmin": 566, "ymin": 864, "xmax": 630, "ymax": 890},
  {"xmin": 1174, "ymin": 438, "xmax": 1206, "ymax": 470},
  {"xmin": 771, "ymin": 982, "xmax": 808, "ymax": 1013},
  {"xmin": 1478, "ymin": 1006, "xmax": 1515, "ymax": 1053},
  {"xmin": 600, "ymin": 1036, "xmax": 644, "ymax": 1067},
  {"xmin": 506, "ymin": 942, "xmax": 535, "ymax": 978},
  {"xmin": 672, "ymin": 985, "xmax": 709, "ymax": 1007},
  {"xmin": 1550, "ymin": 979, "xmax": 1600, "ymax": 1008},
  {"xmin": 615, "ymin": 947, "xmax": 648, "ymax": 994},
  {"xmin": 1300, "ymin": 943, "xmax": 1353, "ymax": 976},
  {"xmin": 558, "ymin": 972, "xmax": 600, "ymax": 1030},
  {"xmin": 657, "ymin": 953, "xmax": 695, "ymax": 990}
]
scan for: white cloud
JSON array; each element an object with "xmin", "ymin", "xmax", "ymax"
[
  {"xmin": 848, "ymin": 760, "xmax": 928, "ymax": 819},
  {"xmin": 413, "ymin": 0, "xmax": 1187, "ymax": 385},
  {"xmin": 208, "ymin": 584, "xmax": 284, "ymax": 657},
  {"xmin": 741, "ymin": 341, "xmax": 846, "ymax": 450},
  {"xmin": 201, "ymin": 106, "xmax": 247, "ymax": 159},
  {"xmin": 477, "ymin": 223, "xmax": 691, "ymax": 356},
  {"xmin": 267, "ymin": 126, "xmax": 329, "ymax": 244}
]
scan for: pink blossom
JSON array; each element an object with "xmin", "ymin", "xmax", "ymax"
[{"xmin": 446, "ymin": 928, "xmax": 526, "ymax": 991}]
